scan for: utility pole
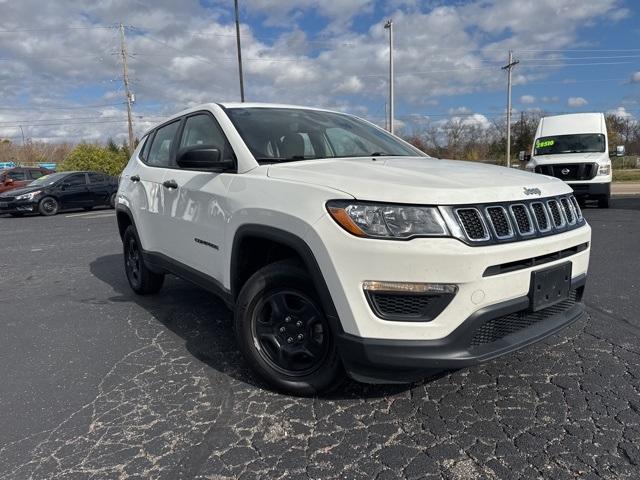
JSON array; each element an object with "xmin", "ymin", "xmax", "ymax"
[
  {"xmin": 119, "ymin": 23, "xmax": 135, "ymax": 150},
  {"xmin": 502, "ymin": 50, "xmax": 519, "ymax": 168},
  {"xmin": 234, "ymin": 0, "xmax": 245, "ymax": 102},
  {"xmin": 384, "ymin": 102, "xmax": 388, "ymax": 131},
  {"xmin": 384, "ymin": 19, "xmax": 394, "ymax": 134}
]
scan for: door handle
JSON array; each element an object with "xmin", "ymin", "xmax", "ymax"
[
  {"xmin": 130, "ymin": 175, "xmax": 140, "ymax": 182},
  {"xmin": 163, "ymin": 179, "xmax": 178, "ymax": 189}
]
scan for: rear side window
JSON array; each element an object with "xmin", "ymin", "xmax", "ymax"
[
  {"xmin": 29, "ymin": 169, "xmax": 45, "ymax": 179},
  {"xmin": 7, "ymin": 170, "xmax": 27, "ymax": 181},
  {"xmin": 140, "ymin": 134, "xmax": 152, "ymax": 161},
  {"xmin": 147, "ymin": 121, "xmax": 180, "ymax": 167},
  {"xmin": 88, "ymin": 173, "xmax": 106, "ymax": 184}
]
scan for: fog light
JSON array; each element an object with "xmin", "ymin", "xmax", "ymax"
[{"xmin": 362, "ymin": 281, "xmax": 458, "ymax": 294}]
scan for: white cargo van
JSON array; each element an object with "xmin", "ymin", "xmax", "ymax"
[{"xmin": 525, "ymin": 113, "xmax": 618, "ymax": 208}]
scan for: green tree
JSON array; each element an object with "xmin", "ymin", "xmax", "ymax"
[{"xmin": 58, "ymin": 143, "xmax": 128, "ymax": 177}]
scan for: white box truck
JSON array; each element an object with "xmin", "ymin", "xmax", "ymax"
[{"xmin": 524, "ymin": 113, "xmax": 621, "ymax": 208}]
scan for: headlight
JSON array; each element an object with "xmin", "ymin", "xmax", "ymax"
[
  {"xmin": 598, "ymin": 163, "xmax": 611, "ymax": 176},
  {"xmin": 15, "ymin": 191, "xmax": 41, "ymax": 201},
  {"xmin": 326, "ymin": 200, "xmax": 449, "ymax": 239},
  {"xmin": 525, "ymin": 162, "xmax": 535, "ymax": 171}
]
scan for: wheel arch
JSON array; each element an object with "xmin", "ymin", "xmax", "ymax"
[{"xmin": 230, "ymin": 224, "xmax": 342, "ymax": 334}]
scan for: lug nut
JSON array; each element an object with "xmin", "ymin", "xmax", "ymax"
[
  {"xmin": 285, "ymin": 316, "xmax": 292, "ymax": 323},
  {"xmin": 297, "ymin": 334, "xmax": 304, "ymax": 340},
  {"xmin": 287, "ymin": 337, "xmax": 293, "ymax": 344},
  {"xmin": 296, "ymin": 321, "xmax": 302, "ymax": 327},
  {"xmin": 279, "ymin": 327, "xmax": 286, "ymax": 333}
]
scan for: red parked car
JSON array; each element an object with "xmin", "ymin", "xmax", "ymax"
[{"xmin": 0, "ymin": 167, "xmax": 53, "ymax": 194}]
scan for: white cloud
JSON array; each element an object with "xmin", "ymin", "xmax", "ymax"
[
  {"xmin": 541, "ymin": 96, "xmax": 559, "ymax": 103},
  {"xmin": 0, "ymin": 0, "xmax": 628, "ymax": 143},
  {"xmin": 608, "ymin": 106, "xmax": 633, "ymax": 119},
  {"xmin": 519, "ymin": 95, "xmax": 535, "ymax": 104},
  {"xmin": 631, "ymin": 72, "xmax": 640, "ymax": 84},
  {"xmin": 568, "ymin": 97, "xmax": 588, "ymax": 107}
]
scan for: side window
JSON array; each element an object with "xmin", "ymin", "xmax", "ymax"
[
  {"xmin": 147, "ymin": 121, "xmax": 180, "ymax": 167},
  {"xmin": 179, "ymin": 114, "xmax": 233, "ymax": 161},
  {"xmin": 65, "ymin": 174, "xmax": 87, "ymax": 186},
  {"xmin": 88, "ymin": 173, "xmax": 106, "ymax": 184},
  {"xmin": 7, "ymin": 170, "xmax": 27, "ymax": 181},
  {"xmin": 30, "ymin": 169, "xmax": 45, "ymax": 179},
  {"xmin": 140, "ymin": 134, "xmax": 152, "ymax": 162}
]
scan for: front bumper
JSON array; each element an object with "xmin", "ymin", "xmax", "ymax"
[
  {"xmin": 568, "ymin": 181, "xmax": 610, "ymax": 198},
  {"xmin": 338, "ymin": 275, "xmax": 586, "ymax": 383},
  {"xmin": 0, "ymin": 200, "xmax": 38, "ymax": 214}
]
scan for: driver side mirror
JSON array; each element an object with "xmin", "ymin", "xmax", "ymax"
[
  {"xmin": 176, "ymin": 145, "xmax": 234, "ymax": 171},
  {"xmin": 5, "ymin": 177, "xmax": 14, "ymax": 185},
  {"xmin": 518, "ymin": 151, "xmax": 531, "ymax": 162}
]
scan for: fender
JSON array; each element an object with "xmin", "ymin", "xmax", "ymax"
[{"xmin": 231, "ymin": 224, "xmax": 343, "ymax": 334}]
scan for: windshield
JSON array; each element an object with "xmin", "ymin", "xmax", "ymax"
[
  {"xmin": 225, "ymin": 107, "xmax": 425, "ymax": 162},
  {"xmin": 28, "ymin": 172, "xmax": 66, "ymax": 187},
  {"xmin": 534, "ymin": 134, "xmax": 605, "ymax": 156}
]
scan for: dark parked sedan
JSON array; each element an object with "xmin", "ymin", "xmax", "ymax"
[{"xmin": 0, "ymin": 171, "xmax": 118, "ymax": 217}]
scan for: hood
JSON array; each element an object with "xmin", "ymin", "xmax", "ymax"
[
  {"xmin": 267, "ymin": 157, "xmax": 570, "ymax": 205},
  {"xmin": 532, "ymin": 152, "xmax": 608, "ymax": 165},
  {"xmin": 0, "ymin": 185, "xmax": 42, "ymax": 198}
]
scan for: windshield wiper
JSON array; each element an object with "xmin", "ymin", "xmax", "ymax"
[{"xmin": 255, "ymin": 156, "xmax": 318, "ymax": 163}]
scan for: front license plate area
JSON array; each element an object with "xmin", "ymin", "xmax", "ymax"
[
  {"xmin": 0, "ymin": 202, "xmax": 7, "ymax": 208},
  {"xmin": 530, "ymin": 262, "xmax": 572, "ymax": 312}
]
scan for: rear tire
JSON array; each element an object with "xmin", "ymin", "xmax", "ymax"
[
  {"xmin": 38, "ymin": 197, "xmax": 59, "ymax": 216},
  {"xmin": 235, "ymin": 261, "xmax": 345, "ymax": 396},
  {"xmin": 598, "ymin": 194, "xmax": 610, "ymax": 209},
  {"xmin": 123, "ymin": 225, "xmax": 164, "ymax": 295}
]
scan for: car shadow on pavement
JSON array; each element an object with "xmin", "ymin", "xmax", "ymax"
[{"xmin": 89, "ymin": 254, "xmax": 437, "ymax": 399}]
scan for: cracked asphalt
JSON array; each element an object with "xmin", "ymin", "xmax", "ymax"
[{"xmin": 0, "ymin": 198, "xmax": 639, "ymax": 479}]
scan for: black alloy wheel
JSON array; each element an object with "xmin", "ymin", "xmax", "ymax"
[
  {"xmin": 235, "ymin": 261, "xmax": 344, "ymax": 395},
  {"xmin": 122, "ymin": 225, "xmax": 164, "ymax": 295},
  {"xmin": 252, "ymin": 290, "xmax": 330, "ymax": 376},
  {"xmin": 125, "ymin": 234, "xmax": 142, "ymax": 289},
  {"xmin": 38, "ymin": 197, "xmax": 59, "ymax": 216}
]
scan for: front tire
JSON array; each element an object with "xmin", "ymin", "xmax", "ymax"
[
  {"xmin": 123, "ymin": 226, "xmax": 164, "ymax": 295},
  {"xmin": 598, "ymin": 194, "xmax": 610, "ymax": 208},
  {"xmin": 109, "ymin": 193, "xmax": 116, "ymax": 209},
  {"xmin": 235, "ymin": 261, "xmax": 344, "ymax": 396},
  {"xmin": 38, "ymin": 197, "xmax": 59, "ymax": 216}
]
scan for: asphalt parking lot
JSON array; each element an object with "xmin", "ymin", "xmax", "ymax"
[{"xmin": 0, "ymin": 199, "xmax": 639, "ymax": 480}]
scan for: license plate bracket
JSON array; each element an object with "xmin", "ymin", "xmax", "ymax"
[{"xmin": 529, "ymin": 262, "xmax": 572, "ymax": 312}]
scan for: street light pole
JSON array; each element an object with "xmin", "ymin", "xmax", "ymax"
[
  {"xmin": 234, "ymin": 0, "xmax": 245, "ymax": 102},
  {"xmin": 384, "ymin": 19, "xmax": 394, "ymax": 135},
  {"xmin": 502, "ymin": 50, "xmax": 519, "ymax": 168}
]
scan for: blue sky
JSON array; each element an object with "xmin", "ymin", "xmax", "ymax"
[{"xmin": 0, "ymin": 0, "xmax": 638, "ymax": 142}]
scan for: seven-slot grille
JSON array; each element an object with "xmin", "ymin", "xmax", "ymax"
[{"xmin": 452, "ymin": 194, "xmax": 583, "ymax": 244}]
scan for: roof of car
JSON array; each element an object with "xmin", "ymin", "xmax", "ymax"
[{"xmin": 141, "ymin": 102, "xmax": 346, "ymax": 138}]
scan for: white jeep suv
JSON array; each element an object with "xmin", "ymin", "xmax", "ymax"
[{"xmin": 116, "ymin": 103, "xmax": 591, "ymax": 395}]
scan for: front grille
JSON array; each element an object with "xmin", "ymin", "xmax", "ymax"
[
  {"xmin": 456, "ymin": 208, "xmax": 488, "ymax": 240},
  {"xmin": 486, "ymin": 206, "xmax": 512, "ymax": 238},
  {"xmin": 530, "ymin": 202, "xmax": 550, "ymax": 231},
  {"xmin": 0, "ymin": 196, "xmax": 15, "ymax": 202},
  {"xmin": 470, "ymin": 290, "xmax": 579, "ymax": 347},
  {"xmin": 370, "ymin": 293, "xmax": 434, "ymax": 317},
  {"xmin": 510, "ymin": 205, "xmax": 533, "ymax": 235},
  {"xmin": 570, "ymin": 196, "xmax": 583, "ymax": 220},
  {"xmin": 560, "ymin": 198, "xmax": 575, "ymax": 224},
  {"xmin": 547, "ymin": 200, "xmax": 564, "ymax": 227},
  {"xmin": 535, "ymin": 163, "xmax": 597, "ymax": 181},
  {"xmin": 450, "ymin": 194, "xmax": 584, "ymax": 245}
]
